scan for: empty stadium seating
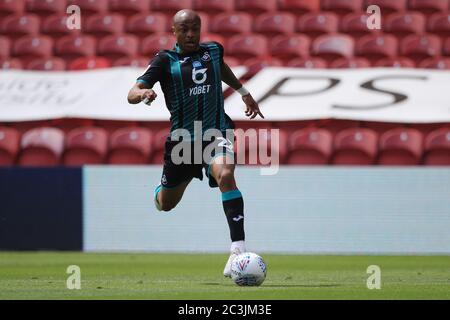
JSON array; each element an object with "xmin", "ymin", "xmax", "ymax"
[
  {"xmin": 210, "ymin": 12, "xmax": 252, "ymax": 38},
  {"xmin": 423, "ymin": 128, "xmax": 450, "ymax": 165},
  {"xmin": 0, "ymin": 0, "xmax": 449, "ymax": 166},
  {"xmin": 331, "ymin": 128, "xmax": 378, "ymax": 165},
  {"xmin": 364, "ymin": 0, "xmax": 407, "ymax": 16},
  {"xmin": 0, "ymin": 127, "xmax": 20, "ymax": 165},
  {"xmin": 356, "ymin": 34, "xmax": 398, "ymax": 65},
  {"xmin": 18, "ymin": 127, "xmax": 65, "ymax": 166},
  {"xmin": 41, "ymin": 15, "xmax": 80, "ymax": 39},
  {"xmin": 378, "ymin": 128, "xmax": 424, "ymax": 165},
  {"xmin": 278, "ymin": 0, "xmax": 321, "ymax": 15},
  {"xmin": 108, "ymin": 127, "xmax": 152, "ymax": 164},
  {"xmin": 287, "ymin": 128, "xmax": 333, "ymax": 165},
  {"xmin": 63, "ymin": 127, "xmax": 108, "ymax": 165},
  {"xmin": 126, "ymin": 13, "xmax": 168, "ymax": 37},
  {"xmin": 26, "ymin": 57, "xmax": 66, "ymax": 71}
]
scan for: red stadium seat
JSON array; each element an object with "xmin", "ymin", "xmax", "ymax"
[
  {"xmin": 423, "ymin": 128, "xmax": 450, "ymax": 165},
  {"xmin": 26, "ymin": 57, "xmax": 66, "ymax": 70},
  {"xmin": 55, "ymin": 35, "xmax": 96, "ymax": 63},
  {"xmin": 235, "ymin": 128, "xmax": 288, "ymax": 165},
  {"xmin": 378, "ymin": 128, "xmax": 424, "ymax": 165},
  {"xmin": 67, "ymin": 0, "xmax": 108, "ymax": 17},
  {"xmin": 85, "ymin": 14, "xmax": 125, "ymax": 38},
  {"xmin": 68, "ymin": 56, "xmax": 110, "ymax": 70},
  {"xmin": 311, "ymin": 34, "xmax": 354, "ymax": 64},
  {"xmin": 0, "ymin": 127, "xmax": 20, "ymax": 165},
  {"xmin": 98, "ymin": 35, "xmax": 139, "ymax": 62},
  {"xmin": 385, "ymin": 12, "xmax": 426, "ymax": 39},
  {"xmin": 287, "ymin": 128, "xmax": 333, "ymax": 165},
  {"xmin": 151, "ymin": 128, "xmax": 169, "ymax": 164},
  {"xmin": 141, "ymin": 33, "xmax": 176, "ymax": 57},
  {"xmin": 113, "ymin": 57, "xmax": 149, "ymax": 67},
  {"xmin": 201, "ymin": 33, "xmax": 225, "ymax": 44},
  {"xmin": 445, "ymin": 38, "xmax": 450, "ymax": 56},
  {"xmin": 418, "ymin": 57, "xmax": 450, "ymax": 69},
  {"xmin": 108, "ymin": 127, "xmax": 152, "ymax": 164},
  {"xmin": 321, "ymin": 0, "xmax": 363, "ymax": 16},
  {"xmin": 150, "ymin": 0, "xmax": 193, "ymax": 14},
  {"xmin": 243, "ymin": 57, "xmax": 283, "ymax": 78},
  {"xmin": 254, "ymin": 13, "xmax": 296, "ymax": 37},
  {"xmin": 364, "ymin": 0, "xmax": 407, "ymax": 16},
  {"xmin": 408, "ymin": 0, "xmax": 449, "ymax": 16},
  {"xmin": 193, "ymin": 0, "xmax": 234, "ymax": 15},
  {"xmin": 26, "ymin": 0, "xmax": 66, "ymax": 16},
  {"xmin": 63, "ymin": 127, "xmax": 108, "ymax": 165},
  {"xmin": 297, "ymin": 12, "xmax": 339, "ymax": 39},
  {"xmin": 374, "ymin": 57, "xmax": 415, "ymax": 67},
  {"xmin": 329, "ymin": 57, "xmax": 371, "ymax": 68},
  {"xmin": 0, "ymin": 0, "xmax": 25, "ymax": 18},
  {"xmin": 235, "ymin": 0, "xmax": 277, "ymax": 15},
  {"xmin": 0, "ymin": 36, "xmax": 10, "ymax": 59},
  {"xmin": 41, "ymin": 15, "xmax": 80, "ymax": 39},
  {"xmin": 270, "ymin": 35, "xmax": 310, "ymax": 62},
  {"xmin": 0, "ymin": 58, "xmax": 22, "ymax": 69},
  {"xmin": 12, "ymin": 35, "xmax": 53, "ymax": 65},
  {"xmin": 331, "ymin": 128, "xmax": 378, "ymax": 165},
  {"xmin": 226, "ymin": 34, "xmax": 268, "ymax": 62},
  {"xmin": 278, "ymin": 0, "xmax": 320, "ymax": 15},
  {"xmin": 286, "ymin": 57, "xmax": 327, "ymax": 68},
  {"xmin": 210, "ymin": 13, "xmax": 252, "ymax": 38},
  {"xmin": 126, "ymin": 13, "xmax": 167, "ymax": 37},
  {"xmin": 109, "ymin": 0, "xmax": 150, "ymax": 17},
  {"xmin": 356, "ymin": 34, "xmax": 398, "ymax": 64},
  {"xmin": 19, "ymin": 127, "xmax": 65, "ymax": 166},
  {"xmin": 340, "ymin": 13, "xmax": 378, "ymax": 40},
  {"xmin": 1, "ymin": 14, "xmax": 40, "ymax": 40},
  {"xmin": 400, "ymin": 34, "xmax": 442, "ymax": 65},
  {"xmin": 427, "ymin": 13, "xmax": 450, "ymax": 39}
]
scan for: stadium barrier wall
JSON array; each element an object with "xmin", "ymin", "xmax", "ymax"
[
  {"xmin": 0, "ymin": 167, "xmax": 82, "ymax": 250},
  {"xmin": 83, "ymin": 166, "xmax": 450, "ymax": 254}
]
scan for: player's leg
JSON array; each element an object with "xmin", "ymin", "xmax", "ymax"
[
  {"xmin": 209, "ymin": 155, "xmax": 246, "ymax": 277},
  {"xmin": 154, "ymin": 179, "xmax": 192, "ymax": 212}
]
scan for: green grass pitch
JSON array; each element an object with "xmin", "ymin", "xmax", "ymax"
[{"xmin": 0, "ymin": 252, "xmax": 449, "ymax": 300}]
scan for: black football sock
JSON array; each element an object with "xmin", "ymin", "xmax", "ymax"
[{"xmin": 222, "ymin": 189, "xmax": 245, "ymax": 242}]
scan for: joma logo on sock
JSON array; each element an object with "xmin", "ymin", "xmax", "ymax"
[{"xmin": 233, "ymin": 215, "xmax": 244, "ymax": 222}]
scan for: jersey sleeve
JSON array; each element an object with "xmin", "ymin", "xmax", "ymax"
[
  {"xmin": 211, "ymin": 41, "xmax": 225, "ymax": 65},
  {"xmin": 136, "ymin": 53, "xmax": 165, "ymax": 88}
]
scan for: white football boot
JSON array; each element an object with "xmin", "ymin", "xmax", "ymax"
[{"xmin": 223, "ymin": 241, "xmax": 246, "ymax": 278}]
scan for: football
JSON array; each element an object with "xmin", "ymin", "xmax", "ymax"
[{"xmin": 230, "ymin": 252, "xmax": 267, "ymax": 286}]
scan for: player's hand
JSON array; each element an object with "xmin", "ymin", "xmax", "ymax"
[
  {"xmin": 243, "ymin": 94, "xmax": 264, "ymax": 119},
  {"xmin": 140, "ymin": 89, "xmax": 157, "ymax": 105}
]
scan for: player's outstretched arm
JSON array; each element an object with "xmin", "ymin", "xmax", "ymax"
[
  {"xmin": 127, "ymin": 82, "xmax": 157, "ymax": 105},
  {"xmin": 220, "ymin": 63, "xmax": 264, "ymax": 119}
]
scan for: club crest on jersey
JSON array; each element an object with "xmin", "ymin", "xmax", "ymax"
[
  {"xmin": 192, "ymin": 61, "xmax": 207, "ymax": 85},
  {"xmin": 201, "ymin": 52, "xmax": 211, "ymax": 62},
  {"xmin": 192, "ymin": 61, "xmax": 202, "ymax": 69}
]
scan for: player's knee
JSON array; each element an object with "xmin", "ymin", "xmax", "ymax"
[{"xmin": 217, "ymin": 168, "xmax": 235, "ymax": 189}]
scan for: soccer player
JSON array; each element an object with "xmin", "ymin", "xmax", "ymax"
[{"xmin": 127, "ymin": 9, "xmax": 264, "ymax": 277}]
